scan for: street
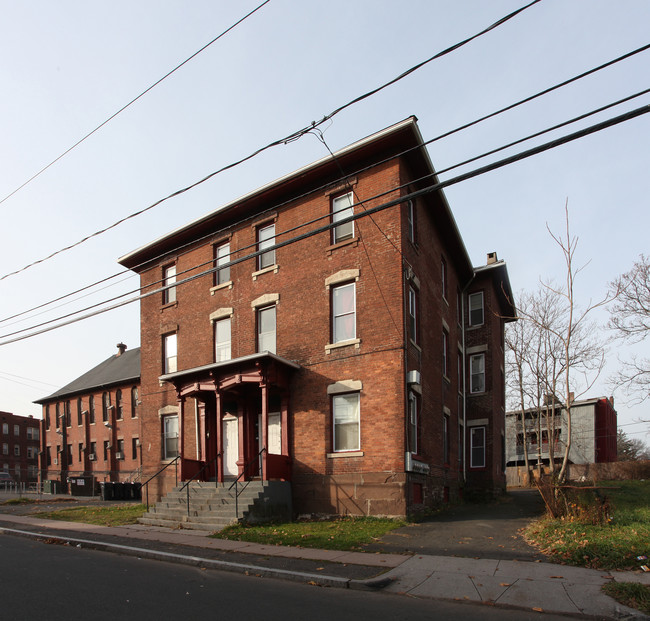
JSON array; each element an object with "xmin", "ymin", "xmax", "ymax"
[{"xmin": 1, "ymin": 534, "xmax": 581, "ymax": 620}]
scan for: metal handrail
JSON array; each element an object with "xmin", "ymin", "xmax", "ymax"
[
  {"xmin": 228, "ymin": 447, "xmax": 266, "ymax": 519},
  {"xmin": 142, "ymin": 456, "xmax": 179, "ymax": 510},
  {"xmin": 179, "ymin": 456, "xmax": 219, "ymax": 517}
]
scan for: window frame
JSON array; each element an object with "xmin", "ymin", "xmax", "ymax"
[
  {"xmin": 88, "ymin": 395, "xmax": 95, "ymax": 424},
  {"xmin": 257, "ymin": 223, "xmax": 276, "ymax": 270},
  {"xmin": 331, "ymin": 192, "xmax": 354, "ymax": 244},
  {"xmin": 162, "ymin": 263, "xmax": 177, "ymax": 305},
  {"xmin": 468, "ymin": 291, "xmax": 484, "ymax": 327},
  {"xmin": 256, "ymin": 305, "xmax": 276, "ymax": 354},
  {"xmin": 470, "ymin": 353, "xmax": 486, "ymax": 394},
  {"xmin": 406, "ymin": 199, "xmax": 415, "ymax": 243},
  {"xmin": 214, "ymin": 241, "xmax": 231, "ymax": 286},
  {"xmin": 102, "ymin": 392, "xmax": 110, "ymax": 423},
  {"xmin": 470, "ymin": 426, "xmax": 486, "ymax": 469},
  {"xmin": 115, "ymin": 389, "xmax": 123, "ymax": 420},
  {"xmin": 77, "ymin": 397, "xmax": 83, "ymax": 426},
  {"xmin": 162, "ymin": 415, "xmax": 179, "ymax": 460},
  {"xmin": 131, "ymin": 386, "xmax": 138, "ymax": 418},
  {"xmin": 332, "ymin": 392, "xmax": 360, "ymax": 452},
  {"xmin": 215, "ymin": 316, "xmax": 232, "ymax": 362},
  {"xmin": 163, "ymin": 332, "xmax": 178, "ymax": 374},
  {"xmin": 332, "ymin": 282, "xmax": 356, "ymax": 344},
  {"xmin": 408, "ymin": 286, "xmax": 418, "ymax": 344},
  {"xmin": 408, "ymin": 391, "xmax": 419, "ymax": 455}
]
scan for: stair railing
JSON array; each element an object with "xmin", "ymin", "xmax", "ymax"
[
  {"xmin": 141, "ymin": 456, "xmax": 179, "ymax": 511},
  {"xmin": 228, "ymin": 447, "xmax": 266, "ymax": 519},
  {"xmin": 178, "ymin": 456, "xmax": 219, "ymax": 517}
]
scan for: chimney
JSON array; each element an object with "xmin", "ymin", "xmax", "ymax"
[
  {"xmin": 487, "ymin": 252, "xmax": 498, "ymax": 265},
  {"xmin": 609, "ymin": 395, "xmax": 615, "ymax": 407},
  {"xmin": 116, "ymin": 343, "xmax": 127, "ymax": 356}
]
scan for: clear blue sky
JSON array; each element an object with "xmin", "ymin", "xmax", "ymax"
[{"xmin": 0, "ymin": 1, "xmax": 648, "ymax": 443}]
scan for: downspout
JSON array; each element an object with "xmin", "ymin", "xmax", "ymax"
[
  {"xmin": 402, "ymin": 261, "xmax": 411, "ymax": 512},
  {"xmin": 461, "ymin": 273, "xmax": 475, "ymax": 484},
  {"xmin": 194, "ymin": 398, "xmax": 200, "ymax": 461}
]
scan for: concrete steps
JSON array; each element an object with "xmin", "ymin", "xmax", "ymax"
[{"xmin": 139, "ymin": 480, "xmax": 291, "ymax": 531}]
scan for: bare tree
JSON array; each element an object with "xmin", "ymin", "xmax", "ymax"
[{"xmin": 608, "ymin": 255, "xmax": 650, "ymax": 404}]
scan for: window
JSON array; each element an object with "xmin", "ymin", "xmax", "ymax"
[
  {"xmin": 14, "ymin": 424, "xmax": 20, "ymax": 436},
  {"xmin": 131, "ymin": 387, "xmax": 138, "ymax": 418},
  {"xmin": 215, "ymin": 317, "xmax": 232, "ymax": 362},
  {"xmin": 257, "ymin": 223, "xmax": 276, "ymax": 270},
  {"xmin": 103, "ymin": 440, "xmax": 110, "ymax": 461},
  {"xmin": 102, "ymin": 392, "xmax": 110, "ymax": 422},
  {"xmin": 2, "ymin": 443, "xmax": 8, "ymax": 455},
  {"xmin": 163, "ymin": 264, "xmax": 177, "ymax": 305},
  {"xmin": 46, "ymin": 447, "xmax": 51, "ymax": 466},
  {"xmin": 457, "ymin": 289, "xmax": 462, "ymax": 325},
  {"xmin": 214, "ymin": 242, "xmax": 231, "ymax": 285},
  {"xmin": 27, "ymin": 427, "xmax": 39, "ymax": 441},
  {"xmin": 117, "ymin": 439, "xmax": 125, "ymax": 459},
  {"xmin": 163, "ymin": 333, "xmax": 178, "ymax": 374},
  {"xmin": 458, "ymin": 420, "xmax": 464, "ymax": 466},
  {"xmin": 14, "ymin": 445, "xmax": 20, "ymax": 457},
  {"xmin": 116, "ymin": 389, "xmax": 123, "ymax": 420},
  {"xmin": 45, "ymin": 406, "xmax": 50, "ymax": 430},
  {"xmin": 132, "ymin": 437, "xmax": 139, "ymax": 460},
  {"xmin": 89, "ymin": 442, "xmax": 96, "ymax": 459},
  {"xmin": 77, "ymin": 397, "xmax": 83, "ymax": 425},
  {"xmin": 332, "ymin": 282, "xmax": 356, "ymax": 343},
  {"xmin": 163, "ymin": 416, "xmax": 179, "ymax": 460},
  {"xmin": 443, "ymin": 414, "xmax": 450, "ymax": 465},
  {"xmin": 441, "ymin": 257, "xmax": 447, "ymax": 300},
  {"xmin": 77, "ymin": 443, "xmax": 83, "ymax": 462},
  {"xmin": 470, "ymin": 354, "xmax": 485, "ymax": 393},
  {"xmin": 442, "ymin": 331, "xmax": 449, "ymax": 378},
  {"xmin": 333, "ymin": 393, "xmax": 360, "ymax": 452},
  {"xmin": 406, "ymin": 199, "xmax": 415, "ymax": 243},
  {"xmin": 89, "ymin": 395, "xmax": 95, "ymax": 424},
  {"xmin": 408, "ymin": 286, "xmax": 418, "ymax": 344},
  {"xmin": 408, "ymin": 391, "xmax": 419, "ymax": 454},
  {"xmin": 332, "ymin": 192, "xmax": 354, "ymax": 243},
  {"xmin": 470, "ymin": 426, "xmax": 486, "ymax": 468},
  {"xmin": 55, "ymin": 403, "xmax": 60, "ymax": 428},
  {"xmin": 469, "ymin": 292, "xmax": 484, "ymax": 326},
  {"xmin": 64, "ymin": 402, "xmax": 71, "ymax": 427},
  {"xmin": 2, "ymin": 423, "xmax": 7, "ymax": 435},
  {"xmin": 257, "ymin": 306, "xmax": 276, "ymax": 354}
]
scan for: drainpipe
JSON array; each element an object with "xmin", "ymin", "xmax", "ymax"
[{"xmin": 461, "ymin": 274, "xmax": 475, "ymax": 484}]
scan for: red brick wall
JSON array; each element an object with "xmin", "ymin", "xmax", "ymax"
[{"xmin": 0, "ymin": 411, "xmax": 41, "ymax": 483}]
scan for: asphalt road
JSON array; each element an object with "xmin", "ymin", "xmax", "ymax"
[
  {"xmin": 0, "ymin": 534, "xmax": 577, "ymax": 621},
  {"xmin": 366, "ymin": 488, "xmax": 548, "ymax": 561}
]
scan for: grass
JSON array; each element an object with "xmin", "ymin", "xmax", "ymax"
[
  {"xmin": 1, "ymin": 497, "xmax": 37, "ymax": 505},
  {"xmin": 212, "ymin": 516, "xmax": 406, "ymax": 551},
  {"xmin": 34, "ymin": 503, "xmax": 147, "ymax": 527},
  {"xmin": 602, "ymin": 582, "xmax": 650, "ymax": 615},
  {"xmin": 525, "ymin": 480, "xmax": 650, "ymax": 570}
]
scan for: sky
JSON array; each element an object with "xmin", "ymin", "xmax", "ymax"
[{"xmin": 0, "ymin": 0, "xmax": 648, "ymax": 445}]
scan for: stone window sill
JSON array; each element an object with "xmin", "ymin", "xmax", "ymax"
[
  {"xmin": 210, "ymin": 281, "xmax": 233, "ymax": 295},
  {"xmin": 252, "ymin": 265, "xmax": 279, "ymax": 280},
  {"xmin": 325, "ymin": 338, "xmax": 361, "ymax": 354},
  {"xmin": 327, "ymin": 451, "xmax": 363, "ymax": 458},
  {"xmin": 326, "ymin": 238, "xmax": 358, "ymax": 254}
]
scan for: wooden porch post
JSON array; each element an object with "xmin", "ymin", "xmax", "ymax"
[
  {"xmin": 281, "ymin": 391, "xmax": 289, "ymax": 456},
  {"xmin": 177, "ymin": 394, "xmax": 185, "ymax": 480},
  {"xmin": 215, "ymin": 388, "xmax": 223, "ymax": 483},
  {"xmin": 261, "ymin": 382, "xmax": 268, "ymax": 480}
]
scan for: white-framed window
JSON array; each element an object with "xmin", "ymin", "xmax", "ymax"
[
  {"xmin": 406, "ymin": 199, "xmax": 415, "ymax": 243},
  {"xmin": 27, "ymin": 427, "xmax": 39, "ymax": 441},
  {"xmin": 27, "ymin": 447, "xmax": 37, "ymax": 459},
  {"xmin": 442, "ymin": 331, "xmax": 449, "ymax": 378},
  {"xmin": 257, "ymin": 306, "xmax": 276, "ymax": 354},
  {"xmin": 163, "ymin": 415, "xmax": 179, "ymax": 460},
  {"xmin": 2, "ymin": 443, "xmax": 8, "ymax": 455},
  {"xmin": 2, "ymin": 423, "xmax": 7, "ymax": 435},
  {"xmin": 470, "ymin": 353, "xmax": 485, "ymax": 393},
  {"xmin": 332, "ymin": 282, "xmax": 356, "ymax": 343},
  {"xmin": 332, "ymin": 192, "xmax": 354, "ymax": 243},
  {"xmin": 163, "ymin": 333, "xmax": 178, "ymax": 374},
  {"xmin": 470, "ymin": 426, "xmax": 486, "ymax": 468},
  {"xmin": 214, "ymin": 242, "xmax": 231, "ymax": 285},
  {"xmin": 131, "ymin": 386, "xmax": 138, "ymax": 418},
  {"xmin": 163, "ymin": 264, "xmax": 177, "ymax": 305},
  {"xmin": 257, "ymin": 223, "xmax": 276, "ymax": 270},
  {"xmin": 408, "ymin": 391, "xmax": 419, "ymax": 454},
  {"xmin": 215, "ymin": 317, "xmax": 232, "ymax": 362},
  {"xmin": 333, "ymin": 393, "xmax": 360, "ymax": 452},
  {"xmin": 408, "ymin": 286, "xmax": 418, "ymax": 344},
  {"xmin": 469, "ymin": 291, "xmax": 484, "ymax": 326},
  {"xmin": 14, "ymin": 424, "xmax": 20, "ymax": 436}
]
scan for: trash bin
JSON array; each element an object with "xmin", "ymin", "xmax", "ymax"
[
  {"xmin": 68, "ymin": 476, "xmax": 95, "ymax": 497},
  {"xmin": 133, "ymin": 482, "xmax": 142, "ymax": 500},
  {"xmin": 100, "ymin": 481, "xmax": 113, "ymax": 501},
  {"xmin": 112, "ymin": 482, "xmax": 124, "ymax": 500}
]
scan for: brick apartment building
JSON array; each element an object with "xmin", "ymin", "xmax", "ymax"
[
  {"xmin": 117, "ymin": 116, "xmax": 516, "ymax": 516},
  {"xmin": 35, "ymin": 344, "xmax": 141, "ymax": 491},
  {"xmin": 0, "ymin": 411, "xmax": 41, "ymax": 483}
]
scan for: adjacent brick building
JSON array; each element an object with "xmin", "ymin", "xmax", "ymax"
[
  {"xmin": 35, "ymin": 344, "xmax": 141, "ymax": 491},
  {"xmin": 0, "ymin": 411, "xmax": 41, "ymax": 483},
  {"xmin": 117, "ymin": 117, "xmax": 515, "ymax": 516}
]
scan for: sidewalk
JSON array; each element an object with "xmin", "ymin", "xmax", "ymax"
[{"xmin": 0, "ymin": 510, "xmax": 648, "ymax": 619}]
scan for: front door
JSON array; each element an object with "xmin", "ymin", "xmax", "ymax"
[
  {"xmin": 258, "ymin": 412, "xmax": 281, "ymax": 455},
  {"xmin": 222, "ymin": 416, "xmax": 239, "ymax": 477}
]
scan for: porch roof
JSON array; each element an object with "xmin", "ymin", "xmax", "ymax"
[{"xmin": 159, "ymin": 352, "xmax": 300, "ymax": 385}]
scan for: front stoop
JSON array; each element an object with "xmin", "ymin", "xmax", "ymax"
[{"xmin": 138, "ymin": 480, "xmax": 292, "ymax": 531}]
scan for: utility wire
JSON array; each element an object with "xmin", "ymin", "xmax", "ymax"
[
  {"xmin": 0, "ymin": 0, "xmax": 272, "ymax": 209},
  {"xmin": 0, "ymin": 0, "xmax": 541, "ymax": 282},
  {"xmin": 3, "ymin": 83, "xmax": 648, "ymax": 332},
  {"xmin": 1, "ymin": 101, "xmax": 647, "ymax": 347}
]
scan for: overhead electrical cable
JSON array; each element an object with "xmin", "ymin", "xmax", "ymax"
[
  {"xmin": 0, "ymin": 0, "xmax": 541, "ymax": 282},
  {"xmin": 1, "ymin": 101, "xmax": 647, "ymax": 346},
  {"xmin": 0, "ymin": 0, "xmax": 272, "ymax": 209}
]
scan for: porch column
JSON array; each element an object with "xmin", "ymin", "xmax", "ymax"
[
  {"xmin": 177, "ymin": 395, "xmax": 185, "ymax": 479},
  {"xmin": 198, "ymin": 400, "xmax": 206, "ymax": 462},
  {"xmin": 260, "ymin": 382, "xmax": 268, "ymax": 480},
  {"xmin": 281, "ymin": 392, "xmax": 289, "ymax": 455},
  {"xmin": 215, "ymin": 389, "xmax": 223, "ymax": 483}
]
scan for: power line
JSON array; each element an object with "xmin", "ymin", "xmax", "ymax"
[
  {"xmin": 1, "ymin": 101, "xmax": 647, "ymax": 347},
  {"xmin": 3, "ymin": 86, "xmax": 648, "ymax": 337},
  {"xmin": 0, "ymin": 0, "xmax": 541, "ymax": 283},
  {"xmin": 0, "ymin": 0, "xmax": 272, "ymax": 209}
]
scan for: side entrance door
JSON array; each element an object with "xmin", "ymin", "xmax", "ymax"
[{"xmin": 222, "ymin": 415, "xmax": 239, "ymax": 477}]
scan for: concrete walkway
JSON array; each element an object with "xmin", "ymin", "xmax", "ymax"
[{"xmin": 0, "ymin": 507, "xmax": 647, "ymax": 619}]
